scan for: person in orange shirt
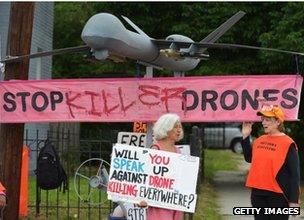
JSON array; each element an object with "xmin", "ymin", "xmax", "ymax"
[
  {"xmin": 0, "ymin": 182, "xmax": 6, "ymax": 207},
  {"xmin": 242, "ymin": 105, "xmax": 300, "ymax": 220}
]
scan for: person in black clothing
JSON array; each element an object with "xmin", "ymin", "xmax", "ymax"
[{"xmin": 242, "ymin": 104, "xmax": 300, "ymax": 220}]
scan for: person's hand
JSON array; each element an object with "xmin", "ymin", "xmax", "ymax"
[
  {"xmin": 138, "ymin": 201, "xmax": 148, "ymax": 208},
  {"xmin": 242, "ymin": 122, "xmax": 253, "ymax": 139},
  {"xmin": 0, "ymin": 194, "xmax": 6, "ymax": 207}
]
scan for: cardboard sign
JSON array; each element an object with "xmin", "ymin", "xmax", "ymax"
[
  {"xmin": 117, "ymin": 132, "xmax": 146, "ymax": 148},
  {"xmin": 176, "ymin": 145, "xmax": 190, "ymax": 156},
  {"xmin": 107, "ymin": 144, "xmax": 200, "ymax": 213},
  {"xmin": 124, "ymin": 202, "xmax": 147, "ymax": 220}
]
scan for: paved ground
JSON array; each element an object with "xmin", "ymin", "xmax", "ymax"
[{"xmin": 214, "ymin": 154, "xmax": 304, "ymax": 220}]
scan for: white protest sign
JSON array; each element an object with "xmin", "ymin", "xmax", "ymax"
[
  {"xmin": 117, "ymin": 132, "xmax": 146, "ymax": 148},
  {"xmin": 176, "ymin": 145, "xmax": 190, "ymax": 156},
  {"xmin": 124, "ymin": 202, "xmax": 147, "ymax": 220},
  {"xmin": 116, "ymin": 132, "xmax": 147, "ymax": 219},
  {"xmin": 107, "ymin": 144, "xmax": 199, "ymax": 213}
]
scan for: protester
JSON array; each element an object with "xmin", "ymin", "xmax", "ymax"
[
  {"xmin": 0, "ymin": 182, "xmax": 6, "ymax": 207},
  {"xmin": 242, "ymin": 104, "xmax": 300, "ymax": 220},
  {"xmin": 145, "ymin": 113, "xmax": 184, "ymax": 220}
]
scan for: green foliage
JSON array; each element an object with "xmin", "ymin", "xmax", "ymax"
[
  {"xmin": 53, "ymin": 3, "xmax": 304, "ymax": 178},
  {"xmin": 193, "ymin": 149, "xmax": 239, "ymax": 219},
  {"xmin": 204, "ymin": 149, "xmax": 239, "ymax": 181}
]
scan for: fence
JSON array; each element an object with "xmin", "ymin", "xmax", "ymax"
[
  {"xmin": 25, "ymin": 129, "xmax": 115, "ymax": 220},
  {"xmin": 24, "ymin": 127, "xmax": 203, "ymax": 220}
]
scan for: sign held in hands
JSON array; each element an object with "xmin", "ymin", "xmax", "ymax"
[{"xmin": 107, "ymin": 144, "xmax": 200, "ymax": 213}]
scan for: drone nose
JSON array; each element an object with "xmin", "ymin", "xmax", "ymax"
[{"xmin": 81, "ymin": 13, "xmax": 126, "ymax": 49}]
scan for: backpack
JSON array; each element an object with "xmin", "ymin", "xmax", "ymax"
[{"xmin": 35, "ymin": 139, "xmax": 68, "ymax": 192}]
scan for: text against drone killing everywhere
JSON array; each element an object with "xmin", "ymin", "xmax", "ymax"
[
  {"xmin": 107, "ymin": 144, "xmax": 199, "ymax": 213},
  {"xmin": 0, "ymin": 75, "xmax": 302, "ymax": 122}
]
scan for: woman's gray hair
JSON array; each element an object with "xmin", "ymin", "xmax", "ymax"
[{"xmin": 153, "ymin": 113, "xmax": 183, "ymax": 141}]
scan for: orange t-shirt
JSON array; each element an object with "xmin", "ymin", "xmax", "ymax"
[{"xmin": 246, "ymin": 135, "xmax": 294, "ymax": 193}]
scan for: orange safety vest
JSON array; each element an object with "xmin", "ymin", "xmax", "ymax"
[
  {"xmin": 246, "ymin": 135, "xmax": 294, "ymax": 193},
  {"xmin": 0, "ymin": 182, "xmax": 5, "ymax": 194}
]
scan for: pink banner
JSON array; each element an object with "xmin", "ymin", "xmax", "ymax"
[{"xmin": 0, "ymin": 75, "xmax": 302, "ymax": 123}]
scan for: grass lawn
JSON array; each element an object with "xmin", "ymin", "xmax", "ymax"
[
  {"xmin": 27, "ymin": 175, "xmax": 111, "ymax": 219},
  {"xmin": 193, "ymin": 149, "xmax": 239, "ymax": 220}
]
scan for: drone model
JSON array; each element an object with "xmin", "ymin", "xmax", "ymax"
[{"xmin": 1, "ymin": 11, "xmax": 303, "ymax": 72}]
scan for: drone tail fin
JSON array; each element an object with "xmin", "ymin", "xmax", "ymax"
[{"xmin": 200, "ymin": 11, "xmax": 245, "ymax": 43}]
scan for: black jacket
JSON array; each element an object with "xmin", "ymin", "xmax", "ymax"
[{"xmin": 242, "ymin": 136, "xmax": 300, "ymax": 203}]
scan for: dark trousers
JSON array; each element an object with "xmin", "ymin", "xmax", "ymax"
[{"xmin": 251, "ymin": 193, "xmax": 289, "ymax": 220}]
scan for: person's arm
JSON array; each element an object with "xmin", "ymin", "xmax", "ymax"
[
  {"xmin": 241, "ymin": 122, "xmax": 253, "ymax": 163},
  {"xmin": 285, "ymin": 143, "xmax": 300, "ymax": 205},
  {"xmin": 242, "ymin": 136, "xmax": 252, "ymax": 163}
]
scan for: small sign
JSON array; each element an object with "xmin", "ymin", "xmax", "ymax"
[
  {"xmin": 177, "ymin": 145, "xmax": 190, "ymax": 156},
  {"xmin": 133, "ymin": 122, "xmax": 147, "ymax": 133},
  {"xmin": 124, "ymin": 202, "xmax": 147, "ymax": 220},
  {"xmin": 117, "ymin": 132, "xmax": 146, "ymax": 148}
]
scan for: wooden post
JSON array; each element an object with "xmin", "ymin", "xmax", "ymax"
[{"xmin": 0, "ymin": 3, "xmax": 35, "ymax": 219}]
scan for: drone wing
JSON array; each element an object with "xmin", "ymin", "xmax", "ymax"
[
  {"xmin": 152, "ymin": 10, "xmax": 304, "ymax": 59},
  {"xmin": 200, "ymin": 11, "xmax": 245, "ymax": 43},
  {"xmin": 0, "ymin": 45, "xmax": 90, "ymax": 64},
  {"xmin": 151, "ymin": 39, "xmax": 304, "ymax": 59}
]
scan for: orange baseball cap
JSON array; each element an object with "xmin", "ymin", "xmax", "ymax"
[{"xmin": 257, "ymin": 105, "xmax": 285, "ymax": 122}]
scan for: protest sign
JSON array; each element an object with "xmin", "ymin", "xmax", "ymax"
[
  {"xmin": 176, "ymin": 145, "xmax": 190, "ymax": 156},
  {"xmin": 107, "ymin": 144, "xmax": 199, "ymax": 213},
  {"xmin": 116, "ymin": 133, "xmax": 147, "ymax": 219},
  {"xmin": 117, "ymin": 132, "xmax": 146, "ymax": 148},
  {"xmin": 133, "ymin": 122, "xmax": 147, "ymax": 133},
  {"xmin": 124, "ymin": 202, "xmax": 147, "ymax": 220}
]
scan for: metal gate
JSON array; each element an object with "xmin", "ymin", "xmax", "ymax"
[
  {"xmin": 24, "ymin": 127, "xmax": 200, "ymax": 220},
  {"xmin": 25, "ymin": 129, "xmax": 116, "ymax": 220}
]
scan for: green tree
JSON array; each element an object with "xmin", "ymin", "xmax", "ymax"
[{"xmin": 53, "ymin": 2, "xmax": 304, "ymax": 178}]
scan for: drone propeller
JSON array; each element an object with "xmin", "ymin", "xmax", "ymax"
[
  {"xmin": 0, "ymin": 45, "xmax": 90, "ymax": 64},
  {"xmin": 74, "ymin": 158, "xmax": 111, "ymax": 206}
]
